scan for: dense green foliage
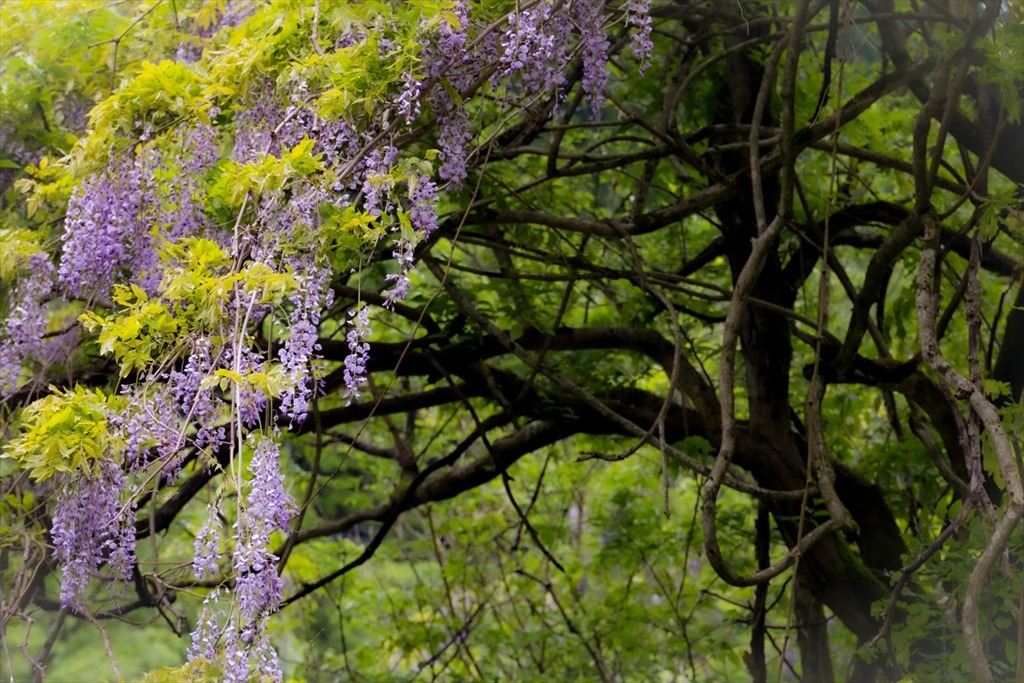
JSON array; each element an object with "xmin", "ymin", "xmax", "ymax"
[{"xmin": 1, "ymin": 1, "xmax": 1022, "ymax": 681}]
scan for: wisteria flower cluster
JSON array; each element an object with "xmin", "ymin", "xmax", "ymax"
[
  {"xmin": 0, "ymin": 253, "xmax": 53, "ymax": 398},
  {"xmin": 279, "ymin": 264, "xmax": 335, "ymax": 423},
  {"xmin": 51, "ymin": 460, "xmax": 136, "ymax": 611},
  {"xmin": 625, "ymin": 0, "xmax": 654, "ymax": 71},
  {"xmin": 189, "ymin": 434, "xmax": 296, "ymax": 682},
  {"xmin": 343, "ymin": 305, "xmax": 372, "ymax": 404},
  {"xmin": 169, "ymin": 337, "xmax": 227, "ymax": 451},
  {"xmin": 61, "ymin": 120, "xmax": 219, "ymax": 299},
  {"xmin": 496, "ymin": 2, "xmax": 571, "ymax": 98},
  {"xmin": 574, "ymin": 0, "xmax": 611, "ymax": 118},
  {"xmin": 59, "ymin": 152, "xmax": 155, "ymax": 298}
]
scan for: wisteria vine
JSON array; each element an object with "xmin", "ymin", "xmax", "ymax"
[{"xmin": 1, "ymin": 2, "xmax": 656, "ymax": 680}]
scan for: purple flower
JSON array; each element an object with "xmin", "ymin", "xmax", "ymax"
[
  {"xmin": 0, "ymin": 253, "xmax": 53, "ymax": 398},
  {"xmin": 279, "ymin": 264, "xmax": 333, "ymax": 424},
  {"xmin": 188, "ymin": 435, "xmax": 295, "ymax": 680},
  {"xmin": 574, "ymin": 0, "xmax": 609, "ymax": 119},
  {"xmin": 59, "ymin": 155, "xmax": 151, "ymax": 298},
  {"xmin": 409, "ymin": 175, "xmax": 439, "ymax": 240},
  {"xmin": 110, "ymin": 385, "xmax": 187, "ymax": 480},
  {"xmin": 169, "ymin": 337, "xmax": 226, "ymax": 450},
  {"xmin": 360, "ymin": 146, "xmax": 398, "ymax": 216},
  {"xmin": 396, "ymin": 71, "xmax": 423, "ymax": 124},
  {"xmin": 188, "ymin": 591, "xmax": 223, "ymax": 662},
  {"xmin": 218, "ymin": 434, "xmax": 295, "ymax": 681},
  {"xmin": 342, "ymin": 306, "xmax": 371, "ymax": 404},
  {"xmin": 223, "ymin": 345, "xmax": 267, "ymax": 429},
  {"xmin": 422, "ymin": 0, "xmax": 476, "ymax": 187},
  {"xmin": 279, "ymin": 318, "xmax": 318, "ymax": 422},
  {"xmin": 625, "ymin": 0, "xmax": 653, "ymax": 72},
  {"xmin": 232, "ymin": 80, "xmax": 283, "ymax": 163},
  {"xmin": 436, "ymin": 103, "xmax": 473, "ymax": 186},
  {"xmin": 491, "ymin": 3, "xmax": 571, "ymax": 101},
  {"xmin": 51, "ymin": 461, "xmax": 136, "ymax": 612},
  {"xmin": 382, "ymin": 237, "xmax": 415, "ymax": 308},
  {"xmin": 193, "ymin": 516, "xmax": 221, "ymax": 580}
]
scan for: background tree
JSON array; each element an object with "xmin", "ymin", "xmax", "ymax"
[{"xmin": 1, "ymin": 0, "xmax": 1022, "ymax": 681}]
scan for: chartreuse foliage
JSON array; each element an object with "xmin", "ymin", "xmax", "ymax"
[
  {"xmin": 0, "ymin": 228, "xmax": 44, "ymax": 283},
  {"xmin": 79, "ymin": 238, "xmax": 296, "ymax": 378},
  {"xmin": 4, "ymin": 386, "xmax": 125, "ymax": 482}
]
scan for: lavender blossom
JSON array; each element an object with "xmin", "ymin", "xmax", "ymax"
[
  {"xmin": 0, "ymin": 253, "xmax": 53, "ymax": 398},
  {"xmin": 188, "ymin": 590, "xmax": 223, "ymax": 662},
  {"xmin": 422, "ymin": 0, "xmax": 476, "ymax": 186},
  {"xmin": 435, "ymin": 0, "xmax": 469, "ymax": 61},
  {"xmin": 160, "ymin": 122, "xmax": 219, "ymax": 247},
  {"xmin": 193, "ymin": 517, "xmax": 221, "ymax": 579},
  {"xmin": 574, "ymin": 0, "xmax": 610, "ymax": 119},
  {"xmin": 360, "ymin": 146, "xmax": 398, "ymax": 216},
  {"xmin": 625, "ymin": 0, "xmax": 653, "ymax": 72},
  {"xmin": 59, "ymin": 153, "xmax": 154, "ymax": 298},
  {"xmin": 382, "ymin": 237, "xmax": 415, "ymax": 309},
  {"xmin": 342, "ymin": 306, "xmax": 371, "ymax": 405},
  {"xmin": 51, "ymin": 461, "xmax": 136, "ymax": 611},
  {"xmin": 221, "ymin": 434, "xmax": 295, "ymax": 682},
  {"xmin": 279, "ymin": 264, "xmax": 333, "ymax": 424},
  {"xmin": 396, "ymin": 71, "xmax": 424, "ymax": 124},
  {"xmin": 409, "ymin": 175, "xmax": 439, "ymax": 240},
  {"xmin": 232, "ymin": 80, "xmax": 284, "ymax": 163},
  {"xmin": 110, "ymin": 385, "xmax": 187, "ymax": 480},
  {"xmin": 379, "ymin": 175, "xmax": 438, "ymax": 309},
  {"xmin": 169, "ymin": 337, "xmax": 227, "ymax": 449},
  {"xmin": 223, "ymin": 345, "xmax": 267, "ymax": 429},
  {"xmin": 436, "ymin": 103, "xmax": 473, "ymax": 186}
]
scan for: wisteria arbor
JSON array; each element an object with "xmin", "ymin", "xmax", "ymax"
[{"xmin": 1, "ymin": 0, "xmax": 1022, "ymax": 681}]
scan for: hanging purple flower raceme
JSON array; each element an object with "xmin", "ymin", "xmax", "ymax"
[
  {"xmin": 381, "ymin": 173, "xmax": 439, "ymax": 310},
  {"xmin": 188, "ymin": 588, "xmax": 224, "ymax": 663},
  {"xmin": 169, "ymin": 337, "xmax": 226, "ymax": 450},
  {"xmin": 409, "ymin": 175, "xmax": 439, "ymax": 240},
  {"xmin": 422, "ymin": 0, "xmax": 476, "ymax": 187},
  {"xmin": 161, "ymin": 122, "xmax": 219, "ymax": 247},
  {"xmin": 222, "ymin": 433, "xmax": 296, "ymax": 683},
  {"xmin": 342, "ymin": 305, "xmax": 371, "ymax": 405},
  {"xmin": 396, "ymin": 71, "xmax": 424, "ymax": 124},
  {"xmin": 436, "ymin": 103, "xmax": 473, "ymax": 186},
  {"xmin": 0, "ymin": 253, "xmax": 54, "ymax": 398},
  {"xmin": 436, "ymin": 0, "xmax": 469, "ymax": 61},
  {"xmin": 279, "ymin": 317, "xmax": 318, "ymax": 422},
  {"xmin": 232, "ymin": 80, "xmax": 284, "ymax": 163},
  {"xmin": 360, "ymin": 145, "xmax": 398, "ymax": 216},
  {"xmin": 495, "ymin": 2, "xmax": 569, "ymax": 97},
  {"xmin": 223, "ymin": 344, "xmax": 268, "ymax": 429},
  {"xmin": 187, "ymin": 435, "xmax": 294, "ymax": 679},
  {"xmin": 59, "ymin": 151, "xmax": 155, "ymax": 298},
  {"xmin": 68, "ymin": 122, "xmax": 220, "ymax": 295},
  {"xmin": 497, "ymin": 4, "xmax": 553, "ymax": 78},
  {"xmin": 111, "ymin": 384, "xmax": 189, "ymax": 482},
  {"xmin": 279, "ymin": 264, "xmax": 334, "ymax": 424},
  {"xmin": 382, "ymin": 237, "xmax": 415, "ymax": 309},
  {"xmin": 277, "ymin": 81, "xmax": 321, "ymax": 153},
  {"xmin": 315, "ymin": 116, "xmax": 362, "ymax": 199},
  {"xmin": 574, "ymin": 0, "xmax": 610, "ymax": 119},
  {"xmin": 625, "ymin": 0, "xmax": 653, "ymax": 72},
  {"xmin": 192, "ymin": 514, "xmax": 221, "ymax": 580},
  {"xmin": 50, "ymin": 460, "xmax": 136, "ymax": 611}
]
